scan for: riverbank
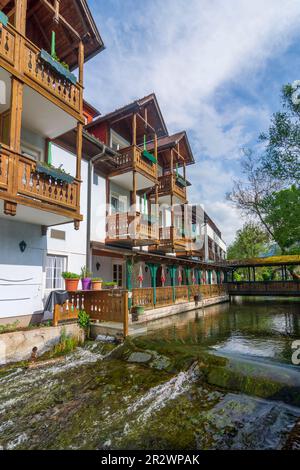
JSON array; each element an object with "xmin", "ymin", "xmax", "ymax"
[{"xmin": 0, "ymin": 298, "xmax": 299, "ymax": 450}]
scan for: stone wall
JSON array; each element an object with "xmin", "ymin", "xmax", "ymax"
[{"xmin": 0, "ymin": 323, "xmax": 84, "ymax": 365}]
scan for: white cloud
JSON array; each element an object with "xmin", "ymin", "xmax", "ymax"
[{"xmin": 86, "ymin": 0, "xmax": 300, "ymax": 244}]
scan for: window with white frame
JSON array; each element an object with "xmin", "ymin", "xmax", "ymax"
[
  {"xmin": 113, "ymin": 263, "xmax": 123, "ymax": 287},
  {"xmin": 46, "ymin": 255, "xmax": 67, "ymax": 290}
]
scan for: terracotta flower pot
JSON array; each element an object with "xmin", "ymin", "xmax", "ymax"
[
  {"xmin": 64, "ymin": 278, "xmax": 79, "ymax": 291},
  {"xmin": 91, "ymin": 281, "xmax": 102, "ymax": 291}
]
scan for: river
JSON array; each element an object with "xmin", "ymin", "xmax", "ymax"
[{"xmin": 0, "ymin": 297, "xmax": 299, "ymax": 450}]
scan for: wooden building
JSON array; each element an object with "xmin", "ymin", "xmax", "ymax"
[{"xmin": 0, "ymin": 0, "xmax": 103, "ymax": 228}]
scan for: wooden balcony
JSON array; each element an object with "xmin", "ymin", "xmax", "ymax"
[
  {"xmin": 155, "ymin": 173, "xmax": 187, "ymax": 201},
  {"xmin": 0, "ymin": 22, "xmax": 83, "ymax": 121},
  {"xmin": 110, "ymin": 145, "xmax": 157, "ymax": 181},
  {"xmin": 0, "ymin": 146, "xmax": 81, "ymax": 223},
  {"xmin": 150, "ymin": 226, "xmax": 192, "ymax": 252},
  {"xmin": 106, "ymin": 212, "xmax": 159, "ymax": 246}
]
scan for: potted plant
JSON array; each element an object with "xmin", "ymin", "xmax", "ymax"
[
  {"xmin": 103, "ymin": 281, "xmax": 118, "ymax": 290},
  {"xmin": 81, "ymin": 266, "xmax": 92, "ymax": 291},
  {"xmin": 91, "ymin": 278, "xmax": 103, "ymax": 291},
  {"xmin": 62, "ymin": 272, "xmax": 80, "ymax": 291},
  {"xmin": 131, "ymin": 305, "xmax": 144, "ymax": 322}
]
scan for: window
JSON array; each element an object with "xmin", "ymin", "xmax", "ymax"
[
  {"xmin": 21, "ymin": 143, "xmax": 42, "ymax": 161},
  {"xmin": 113, "ymin": 263, "xmax": 123, "ymax": 287},
  {"xmin": 110, "ymin": 129, "xmax": 130, "ymax": 151},
  {"xmin": 46, "ymin": 255, "xmax": 67, "ymax": 290},
  {"xmin": 111, "ymin": 193, "xmax": 126, "ymax": 214}
]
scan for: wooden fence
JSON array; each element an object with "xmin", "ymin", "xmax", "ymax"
[
  {"xmin": 53, "ymin": 290, "xmax": 129, "ymax": 336},
  {"xmin": 53, "ymin": 285, "xmax": 228, "ymax": 334},
  {"xmin": 227, "ymin": 281, "xmax": 300, "ymax": 297},
  {"xmin": 132, "ymin": 284, "xmax": 227, "ymax": 310}
]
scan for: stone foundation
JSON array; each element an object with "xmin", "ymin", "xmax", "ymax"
[{"xmin": 0, "ymin": 323, "xmax": 84, "ymax": 365}]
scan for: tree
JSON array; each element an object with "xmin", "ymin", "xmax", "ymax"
[
  {"xmin": 227, "ymin": 222, "xmax": 269, "ymax": 260},
  {"xmin": 260, "ymin": 83, "xmax": 300, "ymax": 185},
  {"xmin": 227, "ymin": 149, "xmax": 282, "ymax": 245}
]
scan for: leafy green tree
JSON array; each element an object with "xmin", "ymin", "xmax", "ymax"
[
  {"xmin": 260, "ymin": 83, "xmax": 300, "ymax": 185},
  {"xmin": 261, "ymin": 185, "xmax": 300, "ymax": 253},
  {"xmin": 227, "ymin": 222, "xmax": 269, "ymax": 260}
]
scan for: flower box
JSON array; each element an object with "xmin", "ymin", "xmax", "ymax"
[
  {"xmin": 176, "ymin": 175, "xmax": 187, "ymax": 188},
  {"xmin": 36, "ymin": 162, "xmax": 74, "ymax": 184},
  {"xmin": 142, "ymin": 150, "xmax": 157, "ymax": 164},
  {"xmin": 39, "ymin": 49, "xmax": 77, "ymax": 85},
  {"xmin": 0, "ymin": 11, "xmax": 8, "ymax": 27}
]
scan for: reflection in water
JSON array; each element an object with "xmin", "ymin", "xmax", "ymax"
[{"xmin": 145, "ymin": 297, "xmax": 300, "ymax": 364}]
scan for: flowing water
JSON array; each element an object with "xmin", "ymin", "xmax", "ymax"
[{"xmin": 0, "ymin": 298, "xmax": 300, "ymax": 450}]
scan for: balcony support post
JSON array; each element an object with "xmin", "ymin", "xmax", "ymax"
[
  {"xmin": 78, "ymin": 41, "xmax": 84, "ymax": 114},
  {"xmin": 9, "ymin": 77, "xmax": 23, "ymax": 153},
  {"xmin": 15, "ymin": 0, "xmax": 27, "ymax": 35},
  {"xmin": 132, "ymin": 113, "xmax": 137, "ymax": 146},
  {"xmin": 132, "ymin": 170, "xmax": 137, "ymax": 208}
]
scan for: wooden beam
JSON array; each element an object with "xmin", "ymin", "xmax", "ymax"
[{"xmin": 40, "ymin": 0, "xmax": 81, "ymax": 41}]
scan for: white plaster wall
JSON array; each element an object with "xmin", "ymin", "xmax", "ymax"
[
  {"xmin": 91, "ymin": 172, "xmax": 106, "ymax": 243},
  {"xmin": 0, "ymin": 219, "xmax": 46, "ymax": 319},
  {"xmin": 47, "ymin": 146, "xmax": 87, "ymax": 270}
]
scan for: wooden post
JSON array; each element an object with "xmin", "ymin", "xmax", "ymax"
[
  {"xmin": 154, "ymin": 132, "xmax": 158, "ymax": 179},
  {"xmin": 54, "ymin": 0, "xmax": 60, "ymax": 23},
  {"xmin": 132, "ymin": 170, "xmax": 137, "ymax": 208},
  {"xmin": 123, "ymin": 291, "xmax": 129, "ymax": 338},
  {"xmin": 132, "ymin": 113, "xmax": 137, "ymax": 146},
  {"xmin": 15, "ymin": 0, "xmax": 27, "ymax": 34},
  {"xmin": 9, "ymin": 77, "xmax": 23, "ymax": 153},
  {"xmin": 53, "ymin": 304, "xmax": 60, "ymax": 327},
  {"xmin": 78, "ymin": 41, "xmax": 84, "ymax": 86}
]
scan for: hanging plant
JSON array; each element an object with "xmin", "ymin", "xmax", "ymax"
[
  {"xmin": 36, "ymin": 162, "xmax": 74, "ymax": 184},
  {"xmin": 40, "ymin": 49, "xmax": 77, "ymax": 85}
]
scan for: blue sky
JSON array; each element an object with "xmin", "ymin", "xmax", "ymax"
[{"xmin": 84, "ymin": 0, "xmax": 300, "ymax": 244}]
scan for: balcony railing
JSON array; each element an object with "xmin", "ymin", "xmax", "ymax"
[
  {"xmin": 156, "ymin": 226, "xmax": 192, "ymax": 251},
  {"xmin": 106, "ymin": 212, "xmax": 159, "ymax": 245},
  {"xmin": 112, "ymin": 145, "xmax": 157, "ymax": 180},
  {"xmin": 0, "ymin": 146, "xmax": 81, "ymax": 220},
  {"xmin": 156, "ymin": 173, "xmax": 187, "ymax": 201},
  {"xmin": 0, "ymin": 22, "xmax": 82, "ymax": 119}
]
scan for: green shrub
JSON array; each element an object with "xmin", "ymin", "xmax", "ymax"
[
  {"xmin": 51, "ymin": 328, "xmax": 80, "ymax": 356},
  {"xmin": 78, "ymin": 310, "xmax": 90, "ymax": 329},
  {"xmin": 0, "ymin": 321, "xmax": 20, "ymax": 334}
]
